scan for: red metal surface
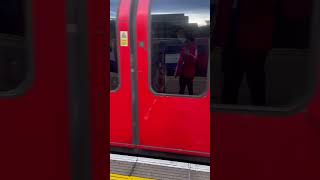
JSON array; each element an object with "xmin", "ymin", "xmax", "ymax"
[
  {"xmin": 136, "ymin": 0, "xmax": 210, "ymax": 156},
  {"xmin": 213, "ymin": 71, "xmax": 320, "ymax": 179},
  {"xmin": 0, "ymin": 0, "xmax": 71, "ymax": 179},
  {"xmin": 110, "ymin": 0, "xmax": 134, "ymax": 144},
  {"xmin": 137, "ymin": 145, "xmax": 209, "ymax": 157},
  {"xmin": 88, "ymin": 0, "xmax": 109, "ymax": 179},
  {"xmin": 212, "ymin": 0, "xmax": 320, "ymax": 179}
]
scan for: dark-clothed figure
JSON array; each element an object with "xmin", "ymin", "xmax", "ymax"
[
  {"xmin": 175, "ymin": 31, "xmax": 198, "ymax": 95},
  {"xmin": 214, "ymin": 0, "xmax": 277, "ymax": 105}
]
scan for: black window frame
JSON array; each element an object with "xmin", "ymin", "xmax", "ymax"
[
  {"xmin": 148, "ymin": 0, "xmax": 211, "ymax": 98},
  {"xmin": 210, "ymin": 0, "xmax": 320, "ymax": 116},
  {"xmin": 0, "ymin": 0, "xmax": 34, "ymax": 97}
]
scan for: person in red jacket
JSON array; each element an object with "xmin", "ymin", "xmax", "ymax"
[
  {"xmin": 213, "ymin": 0, "xmax": 278, "ymax": 105},
  {"xmin": 175, "ymin": 30, "xmax": 198, "ymax": 95}
]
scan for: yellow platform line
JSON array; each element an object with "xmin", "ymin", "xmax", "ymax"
[{"xmin": 110, "ymin": 173, "xmax": 154, "ymax": 180}]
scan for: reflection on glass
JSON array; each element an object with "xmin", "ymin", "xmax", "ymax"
[
  {"xmin": 0, "ymin": 0, "xmax": 27, "ymax": 92},
  {"xmin": 150, "ymin": 0, "xmax": 210, "ymax": 96},
  {"xmin": 211, "ymin": 0, "xmax": 313, "ymax": 107},
  {"xmin": 110, "ymin": 0, "xmax": 120, "ymax": 91}
]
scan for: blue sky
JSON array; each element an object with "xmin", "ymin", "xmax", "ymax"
[
  {"xmin": 110, "ymin": 0, "xmax": 211, "ymax": 25},
  {"xmin": 151, "ymin": 0, "xmax": 210, "ymax": 26},
  {"xmin": 151, "ymin": 0, "xmax": 210, "ymax": 14},
  {"xmin": 110, "ymin": 0, "xmax": 120, "ymax": 19}
]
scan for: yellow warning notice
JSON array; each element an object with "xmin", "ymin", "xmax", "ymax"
[{"xmin": 120, "ymin": 31, "xmax": 128, "ymax": 47}]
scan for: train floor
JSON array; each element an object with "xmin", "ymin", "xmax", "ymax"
[{"xmin": 110, "ymin": 154, "xmax": 210, "ymax": 180}]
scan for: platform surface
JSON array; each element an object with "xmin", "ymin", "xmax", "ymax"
[{"xmin": 110, "ymin": 154, "xmax": 210, "ymax": 180}]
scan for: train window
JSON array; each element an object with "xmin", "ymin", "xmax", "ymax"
[
  {"xmin": 211, "ymin": 0, "xmax": 315, "ymax": 110},
  {"xmin": 110, "ymin": 0, "xmax": 120, "ymax": 91},
  {"xmin": 150, "ymin": 0, "xmax": 210, "ymax": 96},
  {"xmin": 0, "ymin": 1, "xmax": 30, "ymax": 94}
]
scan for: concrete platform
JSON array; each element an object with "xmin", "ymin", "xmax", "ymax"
[{"xmin": 110, "ymin": 154, "xmax": 210, "ymax": 180}]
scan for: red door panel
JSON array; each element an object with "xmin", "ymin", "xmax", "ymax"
[
  {"xmin": 136, "ymin": 0, "xmax": 210, "ymax": 156},
  {"xmin": 110, "ymin": 0, "xmax": 133, "ymax": 145},
  {"xmin": 0, "ymin": 0, "xmax": 71, "ymax": 179},
  {"xmin": 212, "ymin": 0, "xmax": 320, "ymax": 179},
  {"xmin": 87, "ymin": 0, "xmax": 109, "ymax": 178},
  {"xmin": 214, "ymin": 107, "xmax": 320, "ymax": 179}
]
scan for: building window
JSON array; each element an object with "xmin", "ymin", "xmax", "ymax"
[
  {"xmin": 0, "ymin": 1, "xmax": 29, "ymax": 93},
  {"xmin": 150, "ymin": 0, "xmax": 210, "ymax": 96},
  {"xmin": 110, "ymin": 0, "xmax": 120, "ymax": 91},
  {"xmin": 211, "ymin": 0, "xmax": 315, "ymax": 109}
]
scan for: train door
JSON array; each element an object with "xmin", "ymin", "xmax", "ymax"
[
  {"xmin": 110, "ymin": 0, "xmax": 134, "ymax": 146},
  {"xmin": 135, "ymin": 0, "xmax": 211, "ymax": 156},
  {"xmin": 87, "ymin": 0, "xmax": 109, "ymax": 179},
  {"xmin": 0, "ymin": 0, "xmax": 108, "ymax": 179},
  {"xmin": 0, "ymin": 0, "xmax": 71, "ymax": 179},
  {"xmin": 212, "ymin": 0, "xmax": 320, "ymax": 179}
]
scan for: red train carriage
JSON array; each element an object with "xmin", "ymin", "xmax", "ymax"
[
  {"xmin": 1, "ymin": 0, "xmax": 319, "ymax": 179},
  {"xmin": 110, "ymin": 0, "xmax": 211, "ymax": 162},
  {"xmin": 0, "ymin": 0, "xmax": 107, "ymax": 179},
  {"xmin": 212, "ymin": 0, "xmax": 320, "ymax": 179},
  {"xmin": 110, "ymin": 2, "xmax": 320, "ymax": 180}
]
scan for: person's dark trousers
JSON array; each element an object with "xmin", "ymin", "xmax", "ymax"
[
  {"xmin": 179, "ymin": 76, "xmax": 194, "ymax": 95},
  {"xmin": 221, "ymin": 49, "xmax": 267, "ymax": 105}
]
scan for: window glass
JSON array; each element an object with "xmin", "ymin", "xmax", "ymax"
[
  {"xmin": 150, "ymin": 0, "xmax": 210, "ymax": 96},
  {"xmin": 110, "ymin": 0, "xmax": 120, "ymax": 91},
  {"xmin": 211, "ymin": 0, "xmax": 314, "ymax": 108},
  {"xmin": 0, "ymin": 1, "xmax": 28, "ymax": 92}
]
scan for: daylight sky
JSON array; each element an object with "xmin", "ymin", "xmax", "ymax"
[{"xmin": 110, "ymin": 0, "xmax": 211, "ymax": 26}]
